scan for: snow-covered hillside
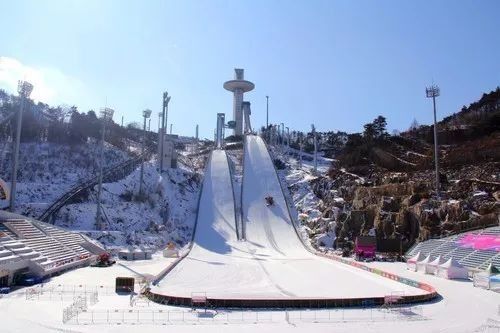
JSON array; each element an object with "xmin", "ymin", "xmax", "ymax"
[
  {"xmin": 54, "ymin": 145, "xmax": 206, "ymax": 250},
  {"xmin": 269, "ymin": 145, "xmax": 340, "ymax": 250},
  {"xmin": 0, "ymin": 141, "xmax": 132, "ymax": 216}
]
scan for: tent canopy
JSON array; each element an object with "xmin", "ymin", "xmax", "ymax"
[
  {"xmin": 407, "ymin": 251, "xmax": 425, "ymax": 263},
  {"xmin": 439, "ymin": 258, "xmax": 465, "ymax": 269},
  {"xmin": 429, "ymin": 255, "xmax": 444, "ymax": 266},
  {"xmin": 418, "ymin": 255, "xmax": 432, "ymax": 265}
]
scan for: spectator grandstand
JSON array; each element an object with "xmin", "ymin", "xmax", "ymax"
[
  {"xmin": 406, "ymin": 226, "xmax": 500, "ymax": 273},
  {"xmin": 0, "ymin": 211, "xmax": 104, "ymax": 286}
]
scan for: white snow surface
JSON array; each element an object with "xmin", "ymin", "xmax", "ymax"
[{"xmin": 153, "ymin": 136, "xmax": 424, "ymax": 298}]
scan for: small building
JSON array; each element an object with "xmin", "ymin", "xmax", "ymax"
[
  {"xmin": 354, "ymin": 236, "xmax": 376, "ymax": 260},
  {"xmin": 115, "ymin": 277, "xmax": 134, "ymax": 293},
  {"xmin": 118, "ymin": 247, "xmax": 152, "ymax": 261},
  {"xmin": 159, "ymin": 134, "xmax": 178, "ymax": 169}
]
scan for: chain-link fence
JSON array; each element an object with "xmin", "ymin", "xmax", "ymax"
[
  {"xmin": 26, "ymin": 284, "xmax": 114, "ymax": 301},
  {"xmin": 64, "ymin": 306, "xmax": 426, "ymax": 325}
]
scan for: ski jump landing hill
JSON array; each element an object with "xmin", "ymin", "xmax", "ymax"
[{"xmin": 147, "ymin": 135, "xmax": 437, "ymax": 308}]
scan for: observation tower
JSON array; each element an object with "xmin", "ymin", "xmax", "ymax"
[{"xmin": 223, "ymin": 68, "xmax": 254, "ymax": 136}]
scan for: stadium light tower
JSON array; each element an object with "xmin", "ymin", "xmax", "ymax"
[
  {"xmin": 9, "ymin": 80, "xmax": 33, "ymax": 211},
  {"xmin": 312, "ymin": 124, "xmax": 318, "ymax": 174},
  {"xmin": 266, "ymin": 95, "xmax": 269, "ymax": 128},
  {"xmin": 95, "ymin": 107, "xmax": 114, "ymax": 230},
  {"xmin": 159, "ymin": 92, "xmax": 171, "ymax": 173},
  {"xmin": 139, "ymin": 109, "xmax": 152, "ymax": 197},
  {"xmin": 426, "ymin": 84, "xmax": 441, "ymax": 198}
]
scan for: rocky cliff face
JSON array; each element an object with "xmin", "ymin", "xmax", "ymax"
[{"xmin": 313, "ymin": 162, "xmax": 500, "ymax": 250}]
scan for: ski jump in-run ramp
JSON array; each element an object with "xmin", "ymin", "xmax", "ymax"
[{"xmin": 149, "ymin": 136, "xmax": 431, "ymax": 307}]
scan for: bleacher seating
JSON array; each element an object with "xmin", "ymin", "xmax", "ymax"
[
  {"xmin": 406, "ymin": 226, "xmax": 500, "ymax": 272},
  {"xmin": 33, "ymin": 222, "xmax": 90, "ymax": 257},
  {"xmin": 2, "ymin": 219, "xmax": 92, "ymax": 268},
  {"xmin": 0, "ymin": 226, "xmax": 47, "ymax": 265}
]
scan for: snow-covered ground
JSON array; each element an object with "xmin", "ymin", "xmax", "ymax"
[
  {"xmin": 1, "ymin": 138, "xmax": 499, "ymax": 333},
  {"xmin": 2, "ymin": 257, "xmax": 498, "ymax": 333},
  {"xmin": 0, "ymin": 141, "xmax": 131, "ymax": 217},
  {"xmin": 153, "ymin": 137, "xmax": 424, "ymax": 298}
]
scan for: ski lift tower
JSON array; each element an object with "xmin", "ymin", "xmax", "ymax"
[{"xmin": 223, "ymin": 69, "xmax": 254, "ymax": 136}]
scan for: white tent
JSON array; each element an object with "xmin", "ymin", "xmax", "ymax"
[
  {"xmin": 426, "ymin": 255, "xmax": 445, "ymax": 275},
  {"xmin": 406, "ymin": 251, "xmax": 425, "ymax": 271},
  {"xmin": 436, "ymin": 258, "xmax": 469, "ymax": 280},
  {"xmin": 416, "ymin": 255, "xmax": 432, "ymax": 273},
  {"xmin": 473, "ymin": 263, "xmax": 500, "ymax": 290}
]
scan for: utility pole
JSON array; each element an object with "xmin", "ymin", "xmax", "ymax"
[
  {"xmin": 170, "ymin": 123, "xmax": 173, "ymax": 135},
  {"xmin": 121, "ymin": 116, "xmax": 124, "ymax": 127},
  {"xmin": 286, "ymin": 127, "xmax": 290, "ymax": 148},
  {"xmin": 280, "ymin": 123, "xmax": 285, "ymax": 149},
  {"xmin": 426, "ymin": 84, "xmax": 441, "ymax": 198},
  {"xmin": 148, "ymin": 118, "xmax": 151, "ymax": 132},
  {"xmin": 195, "ymin": 124, "xmax": 199, "ymax": 141},
  {"xmin": 139, "ymin": 109, "xmax": 152, "ymax": 197},
  {"xmin": 9, "ymin": 81, "xmax": 33, "ymax": 212},
  {"xmin": 266, "ymin": 95, "xmax": 269, "ymax": 129},
  {"xmin": 312, "ymin": 124, "xmax": 318, "ymax": 174},
  {"xmin": 299, "ymin": 135, "xmax": 303, "ymax": 168},
  {"xmin": 159, "ymin": 92, "xmax": 170, "ymax": 173},
  {"xmin": 96, "ymin": 107, "xmax": 114, "ymax": 229}
]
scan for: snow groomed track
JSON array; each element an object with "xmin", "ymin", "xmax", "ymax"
[{"xmin": 149, "ymin": 138, "xmax": 435, "ymax": 307}]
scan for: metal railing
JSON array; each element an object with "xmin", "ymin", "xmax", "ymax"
[{"xmin": 63, "ymin": 306, "xmax": 425, "ymax": 325}]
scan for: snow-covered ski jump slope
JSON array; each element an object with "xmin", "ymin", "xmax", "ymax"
[{"xmin": 151, "ymin": 137, "xmax": 425, "ymax": 301}]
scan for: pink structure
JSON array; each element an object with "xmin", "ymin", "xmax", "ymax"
[
  {"xmin": 355, "ymin": 236, "xmax": 376, "ymax": 260},
  {"xmin": 458, "ymin": 235, "xmax": 500, "ymax": 251}
]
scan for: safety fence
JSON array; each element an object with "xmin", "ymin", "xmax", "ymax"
[
  {"xmin": 26, "ymin": 284, "xmax": 115, "ymax": 301},
  {"xmin": 63, "ymin": 306, "xmax": 425, "ymax": 325},
  {"xmin": 317, "ymin": 253, "xmax": 438, "ymax": 299},
  {"xmin": 62, "ymin": 293, "xmax": 99, "ymax": 323}
]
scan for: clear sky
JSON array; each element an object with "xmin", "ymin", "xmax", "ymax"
[{"xmin": 1, "ymin": 0, "xmax": 499, "ymax": 138}]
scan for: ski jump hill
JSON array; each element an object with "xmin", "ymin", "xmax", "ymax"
[{"xmin": 147, "ymin": 135, "xmax": 437, "ymax": 308}]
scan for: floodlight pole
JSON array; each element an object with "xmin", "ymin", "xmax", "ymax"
[
  {"xmin": 159, "ymin": 92, "xmax": 171, "ymax": 173},
  {"xmin": 299, "ymin": 135, "xmax": 303, "ymax": 168},
  {"xmin": 280, "ymin": 122, "xmax": 284, "ymax": 147},
  {"xmin": 96, "ymin": 107, "xmax": 114, "ymax": 230},
  {"xmin": 266, "ymin": 95, "xmax": 269, "ymax": 142},
  {"xmin": 9, "ymin": 81, "xmax": 33, "ymax": 211},
  {"xmin": 426, "ymin": 85, "xmax": 441, "ymax": 198},
  {"xmin": 266, "ymin": 96, "xmax": 269, "ymax": 128},
  {"xmin": 139, "ymin": 109, "xmax": 152, "ymax": 197},
  {"xmin": 312, "ymin": 124, "xmax": 318, "ymax": 174}
]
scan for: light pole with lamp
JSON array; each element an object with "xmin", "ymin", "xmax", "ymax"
[
  {"xmin": 95, "ymin": 107, "xmax": 114, "ymax": 230},
  {"xmin": 139, "ymin": 109, "xmax": 152, "ymax": 197},
  {"xmin": 159, "ymin": 92, "xmax": 171, "ymax": 173},
  {"xmin": 426, "ymin": 84, "xmax": 441, "ymax": 198},
  {"xmin": 9, "ymin": 80, "xmax": 33, "ymax": 211}
]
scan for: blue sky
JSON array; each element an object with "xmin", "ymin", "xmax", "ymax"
[{"xmin": 1, "ymin": 0, "xmax": 499, "ymax": 138}]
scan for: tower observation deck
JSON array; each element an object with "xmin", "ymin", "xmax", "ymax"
[{"xmin": 223, "ymin": 68, "xmax": 254, "ymax": 136}]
